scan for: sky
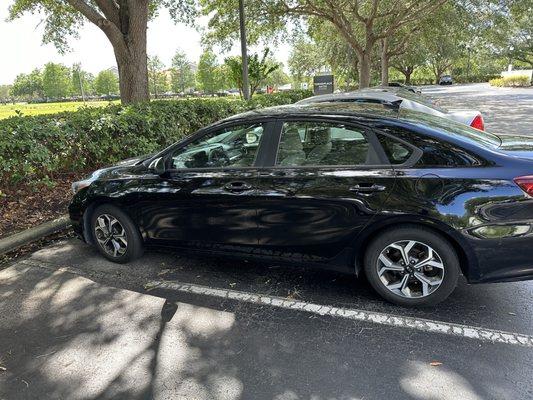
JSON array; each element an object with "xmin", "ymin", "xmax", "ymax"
[{"xmin": 0, "ymin": 4, "xmax": 291, "ymax": 85}]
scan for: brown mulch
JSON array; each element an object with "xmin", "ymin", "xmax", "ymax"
[{"xmin": 0, "ymin": 172, "xmax": 86, "ymax": 240}]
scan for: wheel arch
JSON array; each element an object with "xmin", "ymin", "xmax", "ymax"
[
  {"xmin": 352, "ymin": 216, "xmax": 478, "ymax": 280},
  {"xmin": 82, "ymin": 196, "xmax": 139, "ymax": 246}
]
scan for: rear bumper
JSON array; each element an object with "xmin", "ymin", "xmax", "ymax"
[
  {"xmin": 476, "ymin": 269, "xmax": 533, "ymax": 283},
  {"xmin": 464, "ymin": 229, "xmax": 533, "ymax": 283}
]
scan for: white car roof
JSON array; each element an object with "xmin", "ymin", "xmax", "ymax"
[
  {"xmin": 297, "ymin": 89, "xmax": 446, "ymax": 117},
  {"xmin": 297, "ymin": 89, "xmax": 402, "ymax": 104},
  {"xmin": 297, "ymin": 89, "xmax": 481, "ymax": 127}
]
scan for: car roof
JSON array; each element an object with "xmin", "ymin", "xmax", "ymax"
[
  {"xmin": 220, "ymin": 102, "xmax": 400, "ymax": 124},
  {"xmin": 296, "ymin": 89, "xmax": 403, "ymax": 105}
]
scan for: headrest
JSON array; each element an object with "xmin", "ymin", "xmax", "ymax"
[
  {"xmin": 308, "ymin": 127, "xmax": 331, "ymax": 145},
  {"xmin": 281, "ymin": 127, "xmax": 303, "ymax": 151}
]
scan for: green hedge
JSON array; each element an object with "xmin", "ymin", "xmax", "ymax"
[
  {"xmin": 0, "ymin": 91, "xmax": 311, "ymax": 187},
  {"xmin": 489, "ymin": 75, "xmax": 531, "ymax": 87}
]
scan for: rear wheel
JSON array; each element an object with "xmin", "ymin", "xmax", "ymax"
[
  {"xmin": 90, "ymin": 204, "xmax": 144, "ymax": 263},
  {"xmin": 364, "ymin": 226, "xmax": 459, "ymax": 306}
]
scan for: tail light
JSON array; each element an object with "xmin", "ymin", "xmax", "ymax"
[
  {"xmin": 514, "ymin": 176, "xmax": 533, "ymax": 196},
  {"xmin": 470, "ymin": 115, "xmax": 485, "ymax": 131}
]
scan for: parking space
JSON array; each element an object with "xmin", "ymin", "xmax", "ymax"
[
  {"xmin": 2, "ymin": 237, "xmax": 532, "ymax": 399},
  {"xmin": 24, "ymin": 238, "xmax": 533, "ymax": 337},
  {"xmin": 2, "ymin": 83, "xmax": 533, "ymax": 399}
]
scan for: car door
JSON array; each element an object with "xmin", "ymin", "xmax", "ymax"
[
  {"xmin": 135, "ymin": 120, "xmax": 275, "ymax": 249},
  {"xmin": 253, "ymin": 118, "xmax": 404, "ymax": 262}
]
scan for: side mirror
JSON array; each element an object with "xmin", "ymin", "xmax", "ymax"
[{"xmin": 148, "ymin": 157, "xmax": 166, "ymax": 175}]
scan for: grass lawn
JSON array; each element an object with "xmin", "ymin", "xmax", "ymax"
[{"xmin": 0, "ymin": 100, "xmax": 119, "ymax": 120}]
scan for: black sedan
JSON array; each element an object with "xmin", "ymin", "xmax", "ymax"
[{"xmin": 69, "ymin": 103, "xmax": 533, "ymax": 306}]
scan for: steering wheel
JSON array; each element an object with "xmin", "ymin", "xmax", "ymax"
[{"xmin": 208, "ymin": 147, "xmax": 230, "ymax": 167}]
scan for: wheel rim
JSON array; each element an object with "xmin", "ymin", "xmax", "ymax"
[
  {"xmin": 94, "ymin": 214, "xmax": 128, "ymax": 257},
  {"xmin": 377, "ymin": 240, "xmax": 445, "ymax": 299}
]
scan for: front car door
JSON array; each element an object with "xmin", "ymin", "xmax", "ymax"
[
  {"xmin": 253, "ymin": 117, "xmax": 416, "ymax": 265},
  {"xmin": 135, "ymin": 119, "xmax": 275, "ymax": 249}
]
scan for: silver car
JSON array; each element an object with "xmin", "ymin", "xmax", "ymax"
[
  {"xmin": 438, "ymin": 75, "xmax": 453, "ymax": 85},
  {"xmin": 297, "ymin": 88, "xmax": 485, "ymax": 130}
]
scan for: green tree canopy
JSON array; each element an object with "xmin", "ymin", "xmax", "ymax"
[
  {"xmin": 42, "ymin": 63, "xmax": 71, "ymax": 98},
  {"xmin": 288, "ymin": 37, "xmax": 326, "ymax": 84},
  {"xmin": 11, "ymin": 69, "xmax": 43, "ymax": 99},
  {"xmin": 94, "ymin": 70, "xmax": 119, "ymax": 96},
  {"xmin": 197, "ymin": 49, "xmax": 224, "ymax": 94},
  {"xmin": 8, "ymin": 0, "xmax": 196, "ymax": 104},
  {"xmin": 224, "ymin": 48, "xmax": 280, "ymax": 96},
  {"xmin": 200, "ymin": 0, "xmax": 448, "ymax": 88},
  {"xmin": 171, "ymin": 49, "xmax": 196, "ymax": 93},
  {"xmin": 0, "ymin": 85, "xmax": 13, "ymax": 101},
  {"xmin": 71, "ymin": 63, "xmax": 95, "ymax": 97},
  {"xmin": 148, "ymin": 55, "xmax": 169, "ymax": 97}
]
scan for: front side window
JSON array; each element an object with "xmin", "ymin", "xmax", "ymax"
[
  {"xmin": 171, "ymin": 123, "xmax": 264, "ymax": 169},
  {"xmin": 276, "ymin": 121, "xmax": 372, "ymax": 167}
]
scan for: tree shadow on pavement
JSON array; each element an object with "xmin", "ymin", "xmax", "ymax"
[{"xmin": 1, "ymin": 260, "xmax": 531, "ymax": 400}]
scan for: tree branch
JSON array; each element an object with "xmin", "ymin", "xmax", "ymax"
[
  {"xmin": 376, "ymin": 0, "xmax": 447, "ymax": 41},
  {"xmin": 65, "ymin": 0, "xmax": 126, "ymax": 53},
  {"xmin": 94, "ymin": 0, "xmax": 120, "ymax": 27}
]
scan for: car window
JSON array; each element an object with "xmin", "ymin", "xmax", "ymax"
[
  {"xmin": 400, "ymin": 109, "xmax": 501, "ymax": 148},
  {"xmin": 377, "ymin": 134, "xmax": 414, "ymax": 165},
  {"xmin": 276, "ymin": 121, "xmax": 372, "ymax": 167},
  {"xmin": 171, "ymin": 123, "xmax": 264, "ymax": 169},
  {"xmin": 378, "ymin": 126, "xmax": 484, "ymax": 167}
]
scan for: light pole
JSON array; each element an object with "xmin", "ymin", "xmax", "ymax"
[
  {"xmin": 466, "ymin": 44, "xmax": 471, "ymax": 82},
  {"xmin": 75, "ymin": 64, "xmax": 86, "ymax": 103},
  {"xmin": 238, "ymin": 0, "xmax": 250, "ymax": 100}
]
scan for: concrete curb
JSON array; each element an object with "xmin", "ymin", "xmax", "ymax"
[{"xmin": 0, "ymin": 214, "xmax": 71, "ymax": 255}]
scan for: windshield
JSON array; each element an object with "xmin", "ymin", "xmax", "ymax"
[{"xmin": 400, "ymin": 109, "xmax": 501, "ymax": 148}]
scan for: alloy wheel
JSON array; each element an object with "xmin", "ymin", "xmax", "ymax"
[
  {"xmin": 377, "ymin": 240, "xmax": 445, "ymax": 298},
  {"xmin": 94, "ymin": 214, "xmax": 128, "ymax": 257}
]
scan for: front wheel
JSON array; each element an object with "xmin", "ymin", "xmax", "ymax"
[
  {"xmin": 364, "ymin": 226, "xmax": 460, "ymax": 306},
  {"xmin": 90, "ymin": 204, "xmax": 144, "ymax": 263}
]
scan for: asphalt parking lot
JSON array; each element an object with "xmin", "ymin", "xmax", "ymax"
[
  {"xmin": 422, "ymin": 82, "xmax": 533, "ymax": 135},
  {"xmin": 1, "ymin": 83, "xmax": 533, "ymax": 400}
]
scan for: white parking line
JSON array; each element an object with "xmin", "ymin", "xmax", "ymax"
[{"xmin": 147, "ymin": 279, "xmax": 533, "ymax": 348}]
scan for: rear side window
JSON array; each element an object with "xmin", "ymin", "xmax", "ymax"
[
  {"xmin": 400, "ymin": 109, "xmax": 500, "ymax": 148},
  {"xmin": 377, "ymin": 135, "xmax": 415, "ymax": 165},
  {"xmin": 276, "ymin": 121, "xmax": 376, "ymax": 167},
  {"xmin": 377, "ymin": 126, "xmax": 484, "ymax": 167}
]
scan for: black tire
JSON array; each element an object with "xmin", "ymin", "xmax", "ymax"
[
  {"xmin": 90, "ymin": 204, "xmax": 144, "ymax": 263},
  {"xmin": 364, "ymin": 225, "xmax": 460, "ymax": 307}
]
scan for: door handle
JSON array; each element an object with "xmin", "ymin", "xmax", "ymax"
[
  {"xmin": 349, "ymin": 184, "xmax": 386, "ymax": 193},
  {"xmin": 224, "ymin": 181, "xmax": 253, "ymax": 192}
]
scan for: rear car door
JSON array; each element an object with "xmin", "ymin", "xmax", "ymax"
[
  {"xmin": 253, "ymin": 118, "xmax": 407, "ymax": 262},
  {"xmin": 136, "ymin": 120, "xmax": 275, "ymax": 249}
]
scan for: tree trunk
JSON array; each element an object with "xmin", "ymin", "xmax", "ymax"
[
  {"xmin": 358, "ymin": 53, "xmax": 371, "ymax": 89},
  {"xmin": 404, "ymin": 69, "xmax": 413, "ymax": 85},
  {"xmin": 434, "ymin": 67, "xmax": 445, "ymax": 84},
  {"xmin": 114, "ymin": 49, "xmax": 149, "ymax": 104},
  {"xmin": 110, "ymin": 1, "xmax": 150, "ymax": 104},
  {"xmin": 400, "ymin": 66, "xmax": 414, "ymax": 84},
  {"xmin": 380, "ymin": 38, "xmax": 389, "ymax": 86}
]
